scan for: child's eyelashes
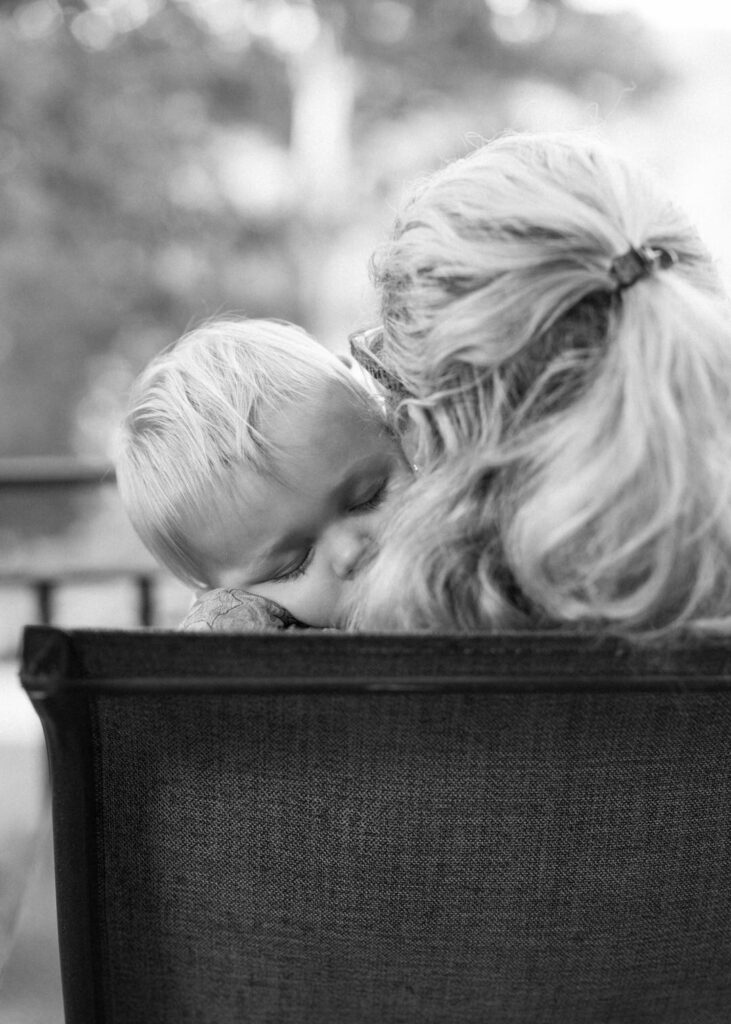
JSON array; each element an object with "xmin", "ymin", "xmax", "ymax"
[
  {"xmin": 349, "ymin": 478, "xmax": 389, "ymax": 513},
  {"xmin": 272, "ymin": 547, "xmax": 313, "ymax": 582}
]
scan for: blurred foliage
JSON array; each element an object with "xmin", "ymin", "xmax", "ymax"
[
  {"xmin": 0, "ymin": 2, "xmax": 296, "ymax": 458},
  {"xmin": 0, "ymin": 0, "xmax": 669, "ymax": 484},
  {"xmin": 341, "ymin": 0, "xmax": 667, "ymax": 122}
]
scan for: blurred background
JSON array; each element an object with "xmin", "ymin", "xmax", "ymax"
[{"xmin": 1, "ymin": 0, "xmax": 731, "ymax": 1018}]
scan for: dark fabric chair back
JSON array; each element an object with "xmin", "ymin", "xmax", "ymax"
[{"xmin": 21, "ymin": 625, "xmax": 731, "ymax": 1024}]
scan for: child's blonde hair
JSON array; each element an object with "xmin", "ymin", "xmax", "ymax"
[
  {"xmin": 116, "ymin": 317, "xmax": 375, "ymax": 588},
  {"xmin": 351, "ymin": 131, "xmax": 731, "ymax": 636}
]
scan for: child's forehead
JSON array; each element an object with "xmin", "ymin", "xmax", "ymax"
[
  {"xmin": 257, "ymin": 378, "xmax": 394, "ymax": 485},
  {"xmin": 325, "ymin": 374, "xmax": 380, "ymax": 410},
  {"xmin": 273, "ymin": 376, "xmax": 383, "ymax": 437}
]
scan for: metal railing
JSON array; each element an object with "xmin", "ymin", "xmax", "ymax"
[
  {"xmin": 0, "ymin": 457, "xmax": 159, "ymax": 628},
  {"xmin": 0, "ymin": 455, "xmax": 116, "ymax": 488}
]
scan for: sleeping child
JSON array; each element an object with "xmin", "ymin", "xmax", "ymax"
[{"xmin": 115, "ymin": 317, "xmax": 409, "ymax": 632}]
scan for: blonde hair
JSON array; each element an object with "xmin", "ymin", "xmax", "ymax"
[
  {"xmin": 116, "ymin": 317, "xmax": 375, "ymax": 587},
  {"xmin": 350, "ymin": 131, "xmax": 731, "ymax": 636}
]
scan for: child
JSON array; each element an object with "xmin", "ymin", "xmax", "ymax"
[
  {"xmin": 115, "ymin": 318, "xmax": 409, "ymax": 632},
  {"xmin": 347, "ymin": 131, "xmax": 731, "ymax": 636}
]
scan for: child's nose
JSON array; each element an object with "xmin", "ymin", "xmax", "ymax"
[{"xmin": 326, "ymin": 521, "xmax": 375, "ymax": 580}]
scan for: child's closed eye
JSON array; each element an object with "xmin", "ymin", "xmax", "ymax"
[
  {"xmin": 349, "ymin": 478, "xmax": 389, "ymax": 513},
  {"xmin": 271, "ymin": 547, "xmax": 314, "ymax": 582}
]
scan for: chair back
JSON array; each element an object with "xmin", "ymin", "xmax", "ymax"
[{"xmin": 21, "ymin": 625, "xmax": 731, "ymax": 1024}]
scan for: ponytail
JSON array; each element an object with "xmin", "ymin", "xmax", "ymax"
[{"xmin": 506, "ymin": 271, "xmax": 731, "ymax": 634}]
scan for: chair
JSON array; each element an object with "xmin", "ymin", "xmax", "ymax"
[{"xmin": 20, "ymin": 624, "xmax": 731, "ymax": 1024}]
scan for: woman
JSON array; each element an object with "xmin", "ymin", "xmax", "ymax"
[{"xmin": 349, "ymin": 131, "xmax": 731, "ymax": 636}]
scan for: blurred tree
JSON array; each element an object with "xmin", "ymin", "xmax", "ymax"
[
  {"xmin": 336, "ymin": 0, "xmax": 667, "ymax": 124},
  {"xmin": 0, "ymin": 0, "xmax": 669, "ymax": 486},
  {"xmin": 0, "ymin": 2, "xmax": 298, "ymax": 461}
]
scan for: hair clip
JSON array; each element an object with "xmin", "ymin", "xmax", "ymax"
[{"xmin": 609, "ymin": 246, "xmax": 678, "ymax": 291}]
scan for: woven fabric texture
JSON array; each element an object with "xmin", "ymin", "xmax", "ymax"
[{"xmin": 92, "ymin": 688, "xmax": 731, "ymax": 1024}]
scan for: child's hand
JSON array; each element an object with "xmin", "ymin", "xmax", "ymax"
[{"xmin": 179, "ymin": 588, "xmax": 303, "ymax": 632}]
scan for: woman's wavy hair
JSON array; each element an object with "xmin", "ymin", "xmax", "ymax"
[{"xmin": 349, "ymin": 131, "xmax": 731, "ymax": 636}]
